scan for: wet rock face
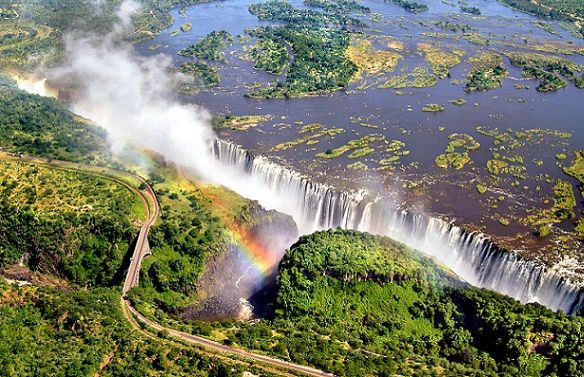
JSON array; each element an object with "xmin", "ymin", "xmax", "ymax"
[{"xmin": 179, "ymin": 200, "xmax": 299, "ymax": 321}]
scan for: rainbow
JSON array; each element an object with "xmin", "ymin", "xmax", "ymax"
[
  {"xmin": 99, "ymin": 148, "xmax": 281, "ymax": 279},
  {"xmin": 230, "ymin": 225, "xmax": 280, "ymax": 279}
]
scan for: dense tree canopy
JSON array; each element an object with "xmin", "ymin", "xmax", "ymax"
[
  {"xmin": 203, "ymin": 230, "xmax": 584, "ymax": 376},
  {"xmin": 0, "ymin": 282, "xmax": 272, "ymax": 376},
  {"xmin": 0, "ymin": 83, "xmax": 109, "ymax": 162}
]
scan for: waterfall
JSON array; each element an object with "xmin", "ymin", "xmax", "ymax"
[
  {"xmin": 15, "ymin": 77, "xmax": 59, "ymax": 99},
  {"xmin": 211, "ymin": 139, "xmax": 584, "ymax": 315}
]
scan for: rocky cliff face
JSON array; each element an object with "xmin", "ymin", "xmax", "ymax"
[{"xmin": 179, "ymin": 200, "xmax": 298, "ymax": 321}]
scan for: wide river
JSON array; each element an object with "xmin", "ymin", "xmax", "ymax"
[{"xmin": 135, "ymin": 0, "xmax": 584, "ymax": 262}]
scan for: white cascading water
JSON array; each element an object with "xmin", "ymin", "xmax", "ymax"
[
  {"xmin": 14, "ymin": 77, "xmax": 59, "ymax": 99},
  {"xmin": 212, "ymin": 139, "xmax": 584, "ymax": 315}
]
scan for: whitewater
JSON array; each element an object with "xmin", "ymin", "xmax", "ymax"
[{"xmin": 212, "ymin": 139, "xmax": 584, "ymax": 315}]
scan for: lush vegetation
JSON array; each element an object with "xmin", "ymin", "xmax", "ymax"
[
  {"xmin": 0, "ymin": 21, "xmax": 58, "ymax": 67},
  {"xmin": 0, "ymin": 0, "xmax": 215, "ymax": 67},
  {"xmin": 464, "ymin": 53, "xmax": 507, "ymax": 92},
  {"xmin": 347, "ymin": 37, "xmax": 402, "ymax": 76},
  {"xmin": 245, "ymin": 1, "xmax": 361, "ymax": 98},
  {"xmin": 245, "ymin": 25, "xmax": 357, "ymax": 98},
  {"xmin": 178, "ymin": 61, "xmax": 220, "ymax": 94},
  {"xmin": 130, "ymin": 173, "xmax": 227, "ymax": 311},
  {"xmin": 21, "ymin": 0, "xmax": 209, "ymax": 38},
  {"xmin": 176, "ymin": 30, "xmax": 232, "ymax": 93},
  {"xmin": 0, "ymin": 80, "xmax": 140, "ymax": 287},
  {"xmin": 0, "ymin": 282, "xmax": 269, "ymax": 376},
  {"xmin": 564, "ymin": 150, "xmax": 584, "ymax": 187},
  {"xmin": 178, "ymin": 230, "xmax": 584, "ymax": 376},
  {"xmin": 460, "ymin": 5, "xmax": 481, "ymax": 15},
  {"xmin": 0, "ymin": 79, "xmax": 279, "ymax": 372},
  {"xmin": 178, "ymin": 30, "xmax": 233, "ymax": 62},
  {"xmin": 435, "ymin": 133, "xmax": 480, "ymax": 170},
  {"xmin": 526, "ymin": 179, "xmax": 578, "ymax": 235},
  {"xmin": 506, "ymin": 52, "xmax": 583, "ymax": 92},
  {"xmin": 465, "ymin": 53, "xmax": 508, "ymax": 92},
  {"xmin": 498, "ymin": 0, "xmax": 584, "ymax": 23},
  {"xmin": 249, "ymin": 0, "xmax": 364, "ymax": 26},
  {"xmin": 434, "ymin": 20, "xmax": 474, "ymax": 33},
  {"xmin": 0, "ymin": 78, "xmax": 288, "ymax": 374},
  {"xmin": 564, "ymin": 150, "xmax": 584, "ymax": 239},
  {"xmin": 3, "ymin": 1, "xmax": 584, "ymax": 375},
  {"xmin": 212, "ymin": 114, "xmax": 272, "ymax": 130},
  {"xmin": 551, "ymin": 180, "xmax": 577, "ymax": 221},
  {"xmin": 0, "ymin": 159, "xmax": 139, "ymax": 287},
  {"xmin": 378, "ymin": 65, "xmax": 437, "ymax": 89},
  {"xmin": 273, "ymin": 125, "xmax": 345, "ymax": 151},
  {"xmin": 0, "ymin": 284, "xmax": 132, "ymax": 376},
  {"xmin": 304, "ymin": 0, "xmax": 370, "ymax": 14},
  {"xmin": 418, "ymin": 43, "xmax": 463, "ymax": 79},
  {"xmin": 316, "ymin": 134, "xmax": 383, "ymax": 159},
  {"xmin": 386, "ymin": 0, "xmax": 428, "ymax": 13},
  {"xmin": 249, "ymin": 37, "xmax": 289, "ymax": 74},
  {"xmin": 379, "ymin": 139, "xmax": 409, "ymax": 169},
  {"xmin": 0, "ymin": 83, "xmax": 109, "ymax": 163}
]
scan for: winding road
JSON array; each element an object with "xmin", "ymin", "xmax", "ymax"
[
  {"xmin": 120, "ymin": 173, "xmax": 158, "ymax": 296},
  {"xmin": 3, "ymin": 152, "xmax": 333, "ymax": 377},
  {"xmin": 1, "ymin": 151, "xmax": 334, "ymax": 376},
  {"xmin": 117, "ymin": 163, "xmax": 335, "ymax": 377},
  {"xmin": 116, "ymin": 164, "xmax": 335, "ymax": 377}
]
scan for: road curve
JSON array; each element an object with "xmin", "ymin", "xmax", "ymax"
[
  {"xmin": 82, "ymin": 160, "xmax": 337, "ymax": 377},
  {"xmin": 121, "ymin": 175, "xmax": 159, "ymax": 295},
  {"xmin": 126, "ymin": 305, "xmax": 335, "ymax": 377},
  {"xmin": 119, "ymin": 171, "xmax": 335, "ymax": 377},
  {"xmin": 1, "ymin": 152, "xmax": 335, "ymax": 377}
]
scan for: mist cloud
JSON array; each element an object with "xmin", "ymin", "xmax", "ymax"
[
  {"xmin": 47, "ymin": 0, "xmax": 310, "ymax": 227},
  {"xmin": 115, "ymin": 0, "xmax": 141, "ymax": 28},
  {"xmin": 50, "ymin": 2, "xmax": 216, "ymax": 178}
]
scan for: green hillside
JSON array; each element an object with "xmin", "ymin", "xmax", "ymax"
[
  {"xmin": 0, "ymin": 281, "xmax": 273, "ymax": 377},
  {"xmin": 207, "ymin": 230, "xmax": 584, "ymax": 376},
  {"xmin": 0, "ymin": 158, "xmax": 140, "ymax": 286},
  {"xmin": 0, "ymin": 82, "xmax": 109, "ymax": 163},
  {"xmin": 0, "ymin": 84, "xmax": 277, "ymax": 375}
]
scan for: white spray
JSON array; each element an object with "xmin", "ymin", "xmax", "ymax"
[{"xmin": 16, "ymin": 1, "xmax": 583, "ymax": 314}]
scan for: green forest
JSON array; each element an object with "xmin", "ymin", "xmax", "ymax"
[
  {"xmin": 129, "ymin": 178, "xmax": 228, "ymax": 312},
  {"xmin": 0, "ymin": 80, "xmax": 109, "ymax": 163},
  {"xmin": 465, "ymin": 53, "xmax": 508, "ymax": 92},
  {"xmin": 498, "ymin": 0, "xmax": 584, "ymax": 23},
  {"xmin": 178, "ymin": 30, "xmax": 233, "ymax": 62},
  {"xmin": 179, "ymin": 61, "xmax": 220, "ymax": 94},
  {"xmin": 386, "ymin": 0, "xmax": 428, "ymax": 13},
  {"xmin": 249, "ymin": 0, "xmax": 364, "ymax": 26},
  {"xmin": 0, "ymin": 281, "xmax": 271, "ymax": 377},
  {"xmin": 506, "ymin": 52, "xmax": 584, "ymax": 92},
  {"xmin": 304, "ymin": 0, "xmax": 370, "ymax": 14},
  {"xmin": 245, "ymin": 25, "xmax": 357, "ymax": 98},
  {"xmin": 2, "ymin": 78, "xmax": 582, "ymax": 377},
  {"xmin": 0, "ymin": 83, "xmax": 250, "ymax": 375},
  {"xmin": 164, "ymin": 230, "xmax": 584, "ymax": 377},
  {"xmin": 272, "ymin": 230, "xmax": 584, "ymax": 376},
  {"xmin": 2, "ymin": 0, "xmax": 584, "ymax": 376},
  {"xmin": 249, "ymin": 37, "xmax": 289, "ymax": 75},
  {"xmin": 0, "ymin": 159, "xmax": 140, "ymax": 286}
]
